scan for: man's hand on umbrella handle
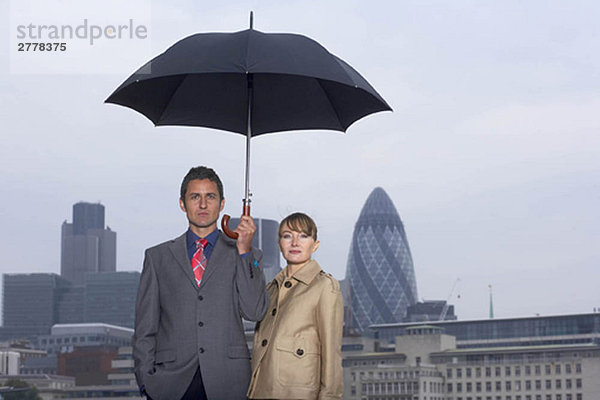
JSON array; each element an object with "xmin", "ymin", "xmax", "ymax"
[{"xmin": 233, "ymin": 215, "xmax": 256, "ymax": 254}]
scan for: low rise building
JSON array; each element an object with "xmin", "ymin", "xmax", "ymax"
[{"xmin": 343, "ymin": 323, "xmax": 600, "ymax": 400}]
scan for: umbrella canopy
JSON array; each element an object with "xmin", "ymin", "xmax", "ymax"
[
  {"xmin": 106, "ymin": 28, "xmax": 391, "ymax": 136},
  {"xmin": 106, "ymin": 22, "xmax": 391, "ymax": 238}
]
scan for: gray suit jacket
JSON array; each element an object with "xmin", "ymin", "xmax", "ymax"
[{"xmin": 133, "ymin": 230, "xmax": 268, "ymax": 400}]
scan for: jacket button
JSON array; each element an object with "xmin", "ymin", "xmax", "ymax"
[
  {"xmin": 284, "ymin": 281, "xmax": 292, "ymax": 288},
  {"xmin": 261, "ymin": 339, "xmax": 268, "ymax": 347},
  {"xmin": 198, "ymin": 321, "xmax": 204, "ymax": 327},
  {"xmin": 199, "ymin": 347, "xmax": 205, "ymax": 354},
  {"xmin": 272, "ymin": 308, "xmax": 277, "ymax": 316},
  {"xmin": 198, "ymin": 295, "xmax": 203, "ymax": 301},
  {"xmin": 296, "ymin": 348, "xmax": 304, "ymax": 356}
]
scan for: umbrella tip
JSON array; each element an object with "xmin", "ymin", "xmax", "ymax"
[{"xmin": 249, "ymin": 11, "xmax": 254, "ymax": 29}]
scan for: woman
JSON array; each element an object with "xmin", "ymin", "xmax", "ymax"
[{"xmin": 247, "ymin": 212, "xmax": 344, "ymax": 400}]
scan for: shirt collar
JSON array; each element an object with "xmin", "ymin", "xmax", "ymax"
[{"xmin": 186, "ymin": 228, "xmax": 219, "ymax": 249}]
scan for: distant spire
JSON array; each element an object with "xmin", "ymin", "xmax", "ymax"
[{"xmin": 489, "ymin": 284, "xmax": 494, "ymax": 319}]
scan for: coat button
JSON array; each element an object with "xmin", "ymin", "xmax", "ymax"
[
  {"xmin": 261, "ymin": 339, "xmax": 268, "ymax": 347},
  {"xmin": 272, "ymin": 308, "xmax": 277, "ymax": 316},
  {"xmin": 198, "ymin": 321, "xmax": 204, "ymax": 327},
  {"xmin": 296, "ymin": 348, "xmax": 304, "ymax": 356},
  {"xmin": 198, "ymin": 295, "xmax": 203, "ymax": 301},
  {"xmin": 284, "ymin": 281, "xmax": 292, "ymax": 288},
  {"xmin": 199, "ymin": 347, "xmax": 205, "ymax": 354}
]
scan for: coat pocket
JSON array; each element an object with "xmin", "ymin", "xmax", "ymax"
[
  {"xmin": 154, "ymin": 349, "xmax": 176, "ymax": 364},
  {"xmin": 276, "ymin": 336, "xmax": 320, "ymax": 387},
  {"xmin": 228, "ymin": 345, "xmax": 250, "ymax": 359}
]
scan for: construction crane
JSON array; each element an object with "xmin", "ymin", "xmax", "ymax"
[{"xmin": 439, "ymin": 278, "xmax": 460, "ymax": 321}]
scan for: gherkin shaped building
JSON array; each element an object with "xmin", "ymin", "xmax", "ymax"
[{"xmin": 346, "ymin": 187, "xmax": 418, "ymax": 331}]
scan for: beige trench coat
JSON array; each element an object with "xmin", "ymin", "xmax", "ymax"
[{"xmin": 247, "ymin": 260, "xmax": 343, "ymax": 400}]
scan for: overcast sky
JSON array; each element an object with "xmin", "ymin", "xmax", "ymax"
[{"xmin": 1, "ymin": 0, "xmax": 599, "ymax": 321}]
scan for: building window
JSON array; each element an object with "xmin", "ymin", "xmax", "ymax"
[
  {"xmin": 565, "ymin": 379, "xmax": 571, "ymax": 389},
  {"xmin": 575, "ymin": 364, "xmax": 581, "ymax": 373},
  {"xmin": 515, "ymin": 381, "xmax": 521, "ymax": 391},
  {"xmin": 525, "ymin": 366, "xmax": 531, "ymax": 376},
  {"xmin": 467, "ymin": 383, "xmax": 472, "ymax": 393},
  {"xmin": 457, "ymin": 383, "xmax": 463, "ymax": 393},
  {"xmin": 535, "ymin": 380, "xmax": 541, "ymax": 390},
  {"xmin": 495, "ymin": 367, "xmax": 501, "ymax": 377},
  {"xmin": 467, "ymin": 368, "xmax": 472, "ymax": 378},
  {"xmin": 448, "ymin": 369, "xmax": 453, "ymax": 379},
  {"xmin": 457, "ymin": 368, "xmax": 463, "ymax": 378},
  {"xmin": 545, "ymin": 365, "xmax": 551, "ymax": 375},
  {"xmin": 556, "ymin": 395, "xmax": 562, "ymax": 400},
  {"xmin": 476, "ymin": 382, "xmax": 482, "ymax": 392},
  {"xmin": 555, "ymin": 379, "xmax": 561, "ymax": 389},
  {"xmin": 576, "ymin": 378, "xmax": 582, "ymax": 389},
  {"xmin": 576, "ymin": 394, "xmax": 582, "ymax": 400},
  {"xmin": 448, "ymin": 383, "xmax": 453, "ymax": 393},
  {"xmin": 525, "ymin": 381, "xmax": 531, "ymax": 391},
  {"xmin": 505, "ymin": 381, "xmax": 511, "ymax": 391},
  {"xmin": 555, "ymin": 364, "xmax": 561, "ymax": 374},
  {"xmin": 486, "ymin": 367, "xmax": 492, "ymax": 377},
  {"xmin": 566, "ymin": 395, "xmax": 572, "ymax": 400},
  {"xmin": 515, "ymin": 366, "xmax": 521, "ymax": 376},
  {"xmin": 566, "ymin": 364, "xmax": 572, "ymax": 374},
  {"xmin": 506, "ymin": 366, "xmax": 511, "ymax": 376},
  {"xmin": 495, "ymin": 382, "xmax": 501, "ymax": 392},
  {"xmin": 486, "ymin": 382, "xmax": 492, "ymax": 392},
  {"xmin": 476, "ymin": 367, "xmax": 482, "ymax": 378},
  {"xmin": 535, "ymin": 365, "xmax": 541, "ymax": 376},
  {"xmin": 545, "ymin": 380, "xmax": 551, "ymax": 390}
]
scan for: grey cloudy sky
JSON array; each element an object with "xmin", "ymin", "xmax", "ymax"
[{"xmin": 1, "ymin": 0, "xmax": 598, "ymax": 321}]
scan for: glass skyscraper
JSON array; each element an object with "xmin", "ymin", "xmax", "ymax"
[{"xmin": 346, "ymin": 187, "xmax": 418, "ymax": 332}]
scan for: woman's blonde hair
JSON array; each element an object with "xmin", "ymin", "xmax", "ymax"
[{"xmin": 279, "ymin": 212, "xmax": 317, "ymax": 240}]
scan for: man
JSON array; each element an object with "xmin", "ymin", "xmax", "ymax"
[{"xmin": 133, "ymin": 166, "xmax": 268, "ymax": 400}]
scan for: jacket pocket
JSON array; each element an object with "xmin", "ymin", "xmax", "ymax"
[
  {"xmin": 154, "ymin": 349, "xmax": 176, "ymax": 364},
  {"xmin": 276, "ymin": 336, "xmax": 320, "ymax": 387},
  {"xmin": 228, "ymin": 345, "xmax": 250, "ymax": 359}
]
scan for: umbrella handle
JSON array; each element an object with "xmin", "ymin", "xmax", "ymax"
[{"xmin": 221, "ymin": 204, "xmax": 251, "ymax": 239}]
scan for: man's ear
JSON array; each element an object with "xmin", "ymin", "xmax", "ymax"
[
  {"xmin": 179, "ymin": 198, "xmax": 186, "ymax": 212},
  {"xmin": 219, "ymin": 197, "xmax": 225, "ymax": 212}
]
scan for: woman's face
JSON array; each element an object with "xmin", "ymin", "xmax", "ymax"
[{"xmin": 279, "ymin": 224, "xmax": 320, "ymax": 267}]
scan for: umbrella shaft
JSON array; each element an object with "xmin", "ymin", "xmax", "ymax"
[{"xmin": 244, "ymin": 74, "xmax": 253, "ymax": 207}]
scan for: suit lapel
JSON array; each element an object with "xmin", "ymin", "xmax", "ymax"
[
  {"xmin": 199, "ymin": 231, "xmax": 228, "ymax": 288},
  {"xmin": 168, "ymin": 233, "xmax": 198, "ymax": 289}
]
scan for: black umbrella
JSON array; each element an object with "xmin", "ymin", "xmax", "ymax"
[{"xmin": 106, "ymin": 14, "xmax": 391, "ymax": 238}]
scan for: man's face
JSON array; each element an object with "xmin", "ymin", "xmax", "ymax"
[{"xmin": 179, "ymin": 179, "xmax": 225, "ymax": 235}]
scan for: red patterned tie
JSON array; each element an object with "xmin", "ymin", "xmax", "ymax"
[{"xmin": 192, "ymin": 238, "xmax": 208, "ymax": 286}]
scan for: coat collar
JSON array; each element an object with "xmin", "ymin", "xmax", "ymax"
[{"xmin": 274, "ymin": 259, "xmax": 322, "ymax": 287}]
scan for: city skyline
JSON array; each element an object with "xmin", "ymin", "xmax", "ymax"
[{"xmin": 1, "ymin": 1, "xmax": 599, "ymax": 321}]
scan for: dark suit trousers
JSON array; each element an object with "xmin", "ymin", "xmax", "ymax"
[
  {"xmin": 146, "ymin": 368, "xmax": 206, "ymax": 400},
  {"xmin": 181, "ymin": 367, "xmax": 207, "ymax": 400}
]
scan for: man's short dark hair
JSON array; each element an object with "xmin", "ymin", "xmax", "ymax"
[{"xmin": 180, "ymin": 166, "xmax": 224, "ymax": 202}]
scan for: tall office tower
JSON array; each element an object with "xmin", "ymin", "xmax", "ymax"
[
  {"xmin": 0, "ymin": 273, "xmax": 71, "ymax": 339},
  {"xmin": 230, "ymin": 217, "xmax": 281, "ymax": 281},
  {"xmin": 61, "ymin": 202, "xmax": 117, "ymax": 284},
  {"xmin": 345, "ymin": 187, "xmax": 418, "ymax": 332},
  {"xmin": 83, "ymin": 271, "xmax": 140, "ymax": 328}
]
